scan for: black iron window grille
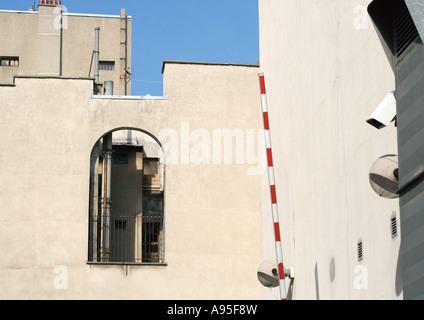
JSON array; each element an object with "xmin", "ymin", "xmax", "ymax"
[{"xmin": 89, "ymin": 213, "xmax": 165, "ymax": 264}]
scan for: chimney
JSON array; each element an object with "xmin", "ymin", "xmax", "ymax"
[
  {"xmin": 37, "ymin": 0, "xmax": 62, "ymax": 76},
  {"xmin": 39, "ymin": 0, "xmax": 62, "ymax": 5}
]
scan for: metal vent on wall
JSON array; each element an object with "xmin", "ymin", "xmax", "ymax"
[
  {"xmin": 391, "ymin": 215, "xmax": 398, "ymax": 238},
  {"xmin": 357, "ymin": 240, "xmax": 363, "ymax": 262},
  {"xmin": 395, "ymin": 0, "xmax": 421, "ymax": 63}
]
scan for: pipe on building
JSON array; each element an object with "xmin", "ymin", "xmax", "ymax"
[
  {"xmin": 94, "ymin": 27, "xmax": 100, "ymax": 85},
  {"xmin": 59, "ymin": 6, "xmax": 63, "ymax": 76},
  {"xmin": 101, "ymin": 133, "xmax": 113, "ymax": 262},
  {"xmin": 125, "ymin": 11, "xmax": 128, "ymax": 95},
  {"xmin": 120, "ymin": 9, "xmax": 129, "ymax": 96}
]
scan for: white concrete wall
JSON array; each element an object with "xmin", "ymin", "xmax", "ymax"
[
  {"xmin": 0, "ymin": 62, "xmax": 262, "ymax": 299},
  {"xmin": 259, "ymin": 0, "xmax": 402, "ymax": 300}
]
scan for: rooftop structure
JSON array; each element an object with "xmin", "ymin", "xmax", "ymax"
[{"xmin": 0, "ymin": 1, "xmax": 131, "ymax": 95}]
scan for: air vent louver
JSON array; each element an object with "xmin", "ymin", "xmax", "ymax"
[
  {"xmin": 395, "ymin": 0, "xmax": 421, "ymax": 63},
  {"xmin": 391, "ymin": 215, "xmax": 398, "ymax": 239},
  {"xmin": 357, "ymin": 240, "xmax": 363, "ymax": 262}
]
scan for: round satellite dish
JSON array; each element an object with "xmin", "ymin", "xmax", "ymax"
[
  {"xmin": 369, "ymin": 154, "xmax": 399, "ymax": 199},
  {"xmin": 257, "ymin": 260, "xmax": 279, "ymax": 288}
]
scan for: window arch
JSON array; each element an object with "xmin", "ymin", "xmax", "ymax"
[{"xmin": 88, "ymin": 128, "xmax": 166, "ymax": 264}]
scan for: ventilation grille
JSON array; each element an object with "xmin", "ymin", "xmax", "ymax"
[
  {"xmin": 391, "ymin": 215, "xmax": 398, "ymax": 239},
  {"xmin": 395, "ymin": 0, "xmax": 421, "ymax": 62},
  {"xmin": 357, "ymin": 240, "xmax": 363, "ymax": 262}
]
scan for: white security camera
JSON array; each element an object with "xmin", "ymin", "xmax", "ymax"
[{"xmin": 367, "ymin": 90, "xmax": 397, "ymax": 129}]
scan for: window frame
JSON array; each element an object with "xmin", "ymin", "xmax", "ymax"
[
  {"xmin": 88, "ymin": 140, "xmax": 166, "ymax": 266},
  {"xmin": 0, "ymin": 56, "xmax": 19, "ymax": 67},
  {"xmin": 98, "ymin": 60, "xmax": 115, "ymax": 71}
]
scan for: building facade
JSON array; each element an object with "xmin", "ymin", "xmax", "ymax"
[
  {"xmin": 0, "ymin": 2, "xmax": 263, "ymax": 300},
  {"xmin": 3, "ymin": 0, "xmax": 422, "ymax": 301},
  {"xmin": 0, "ymin": 61, "xmax": 263, "ymax": 300},
  {"xmin": 369, "ymin": 0, "xmax": 424, "ymax": 300},
  {"xmin": 259, "ymin": 0, "xmax": 402, "ymax": 299},
  {"xmin": 0, "ymin": 1, "xmax": 131, "ymax": 95}
]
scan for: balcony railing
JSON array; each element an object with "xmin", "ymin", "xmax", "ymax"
[{"xmin": 88, "ymin": 214, "xmax": 165, "ymax": 264}]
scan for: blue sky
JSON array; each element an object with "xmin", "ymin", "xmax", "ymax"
[{"xmin": 1, "ymin": 0, "xmax": 259, "ymax": 96}]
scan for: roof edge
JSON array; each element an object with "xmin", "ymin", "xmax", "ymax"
[
  {"xmin": 161, "ymin": 60, "xmax": 260, "ymax": 74},
  {"xmin": 14, "ymin": 75, "xmax": 94, "ymax": 81},
  {"xmin": 0, "ymin": 10, "xmax": 132, "ymax": 19}
]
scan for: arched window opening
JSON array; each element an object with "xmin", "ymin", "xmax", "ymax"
[{"xmin": 88, "ymin": 129, "xmax": 165, "ymax": 264}]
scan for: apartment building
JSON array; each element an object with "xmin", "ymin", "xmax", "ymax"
[
  {"xmin": 0, "ymin": 1, "xmax": 263, "ymax": 299},
  {"xmin": 0, "ymin": 1, "xmax": 131, "ymax": 95}
]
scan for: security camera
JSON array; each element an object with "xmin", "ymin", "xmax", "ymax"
[{"xmin": 367, "ymin": 90, "xmax": 397, "ymax": 129}]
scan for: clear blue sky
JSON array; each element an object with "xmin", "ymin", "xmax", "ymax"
[{"xmin": 1, "ymin": 0, "xmax": 259, "ymax": 96}]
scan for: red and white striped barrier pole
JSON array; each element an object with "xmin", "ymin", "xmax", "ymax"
[{"xmin": 258, "ymin": 73, "xmax": 287, "ymax": 300}]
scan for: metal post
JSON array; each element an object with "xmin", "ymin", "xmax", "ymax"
[{"xmin": 258, "ymin": 73, "xmax": 287, "ymax": 300}]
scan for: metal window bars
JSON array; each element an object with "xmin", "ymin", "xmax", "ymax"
[{"xmin": 89, "ymin": 213, "xmax": 165, "ymax": 264}]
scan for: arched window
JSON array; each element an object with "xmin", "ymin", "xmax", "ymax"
[{"xmin": 88, "ymin": 129, "xmax": 165, "ymax": 264}]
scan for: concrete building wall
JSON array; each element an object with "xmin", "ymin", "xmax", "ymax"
[
  {"xmin": 0, "ymin": 11, "xmax": 38, "ymax": 83},
  {"xmin": 259, "ymin": 0, "xmax": 402, "ymax": 299},
  {"xmin": 0, "ymin": 61, "xmax": 262, "ymax": 299},
  {"xmin": 62, "ymin": 12, "xmax": 132, "ymax": 95},
  {"xmin": 0, "ymin": 4, "xmax": 131, "ymax": 95}
]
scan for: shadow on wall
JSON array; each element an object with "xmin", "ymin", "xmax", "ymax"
[
  {"xmin": 312, "ymin": 247, "xmax": 403, "ymax": 300},
  {"xmin": 395, "ymin": 242, "xmax": 403, "ymax": 297},
  {"xmin": 286, "ymin": 278, "xmax": 294, "ymax": 300},
  {"xmin": 315, "ymin": 263, "xmax": 320, "ymax": 300}
]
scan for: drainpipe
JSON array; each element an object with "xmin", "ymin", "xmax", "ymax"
[
  {"xmin": 120, "ymin": 9, "xmax": 129, "ymax": 95},
  {"xmin": 101, "ymin": 133, "xmax": 113, "ymax": 262},
  {"xmin": 125, "ymin": 13, "xmax": 128, "ymax": 95},
  {"xmin": 59, "ymin": 6, "xmax": 63, "ymax": 76},
  {"xmin": 94, "ymin": 27, "xmax": 100, "ymax": 85}
]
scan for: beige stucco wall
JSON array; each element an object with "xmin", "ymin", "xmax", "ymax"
[
  {"xmin": 63, "ymin": 12, "xmax": 132, "ymax": 95},
  {"xmin": 0, "ymin": 62, "xmax": 262, "ymax": 299},
  {"xmin": 0, "ymin": 5, "xmax": 130, "ymax": 95},
  {"xmin": 259, "ymin": 0, "xmax": 401, "ymax": 300},
  {"xmin": 0, "ymin": 11, "xmax": 38, "ymax": 83}
]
